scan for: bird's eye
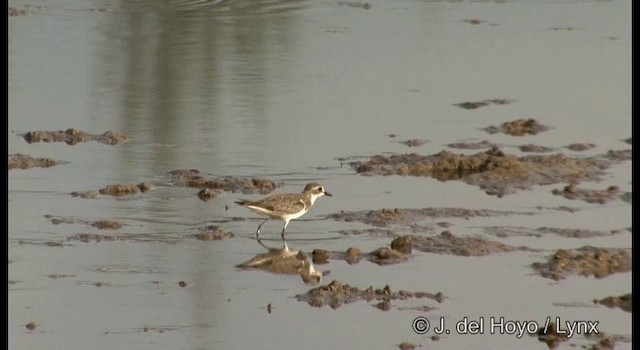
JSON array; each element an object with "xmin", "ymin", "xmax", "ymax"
[{"xmin": 319, "ymin": 187, "xmax": 324, "ymax": 192}]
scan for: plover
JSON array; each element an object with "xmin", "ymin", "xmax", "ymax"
[{"xmin": 235, "ymin": 183, "xmax": 332, "ymax": 251}]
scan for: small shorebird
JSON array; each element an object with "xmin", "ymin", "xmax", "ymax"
[{"xmin": 235, "ymin": 183, "xmax": 332, "ymax": 251}]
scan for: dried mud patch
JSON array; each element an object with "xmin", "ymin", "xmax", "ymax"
[
  {"xmin": 328, "ymin": 206, "xmax": 531, "ymax": 227},
  {"xmin": 352, "ymin": 147, "xmax": 610, "ymax": 197},
  {"xmin": 164, "ymin": 169, "xmax": 280, "ymax": 194},
  {"xmin": 482, "ymin": 226, "xmax": 624, "ymax": 239},
  {"xmin": 8, "ymin": 153, "xmax": 68, "ymax": 170},
  {"xmin": 20, "ymin": 129, "xmax": 127, "ymax": 146},
  {"xmin": 531, "ymin": 247, "xmax": 631, "ymax": 280},
  {"xmin": 593, "ymin": 293, "xmax": 631, "ymax": 313},
  {"xmin": 295, "ymin": 279, "xmax": 444, "ymax": 309},
  {"xmin": 551, "ymin": 185, "xmax": 626, "ymax": 204}
]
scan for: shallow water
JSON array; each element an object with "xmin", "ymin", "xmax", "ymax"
[{"xmin": 9, "ymin": 0, "xmax": 631, "ymax": 349}]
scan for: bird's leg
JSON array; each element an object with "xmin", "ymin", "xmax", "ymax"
[
  {"xmin": 281, "ymin": 221, "xmax": 290, "ymax": 251},
  {"xmin": 256, "ymin": 218, "xmax": 269, "ymax": 241}
]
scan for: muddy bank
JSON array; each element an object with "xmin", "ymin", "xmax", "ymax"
[
  {"xmin": 532, "ymin": 246, "xmax": 631, "ymax": 280},
  {"xmin": 164, "ymin": 169, "xmax": 280, "ymax": 194},
  {"xmin": 8, "ymin": 153, "xmax": 68, "ymax": 170},
  {"xmin": 482, "ymin": 226, "xmax": 624, "ymax": 239},
  {"xmin": 453, "ymin": 98, "xmax": 515, "ymax": 110},
  {"xmin": 351, "ymin": 147, "xmax": 610, "ymax": 197},
  {"xmin": 328, "ymin": 207, "xmax": 531, "ymax": 227},
  {"xmin": 551, "ymin": 185, "xmax": 626, "ymax": 204},
  {"xmin": 594, "ymin": 293, "xmax": 631, "ymax": 313},
  {"xmin": 295, "ymin": 279, "xmax": 444, "ymax": 309},
  {"xmin": 20, "ymin": 129, "xmax": 127, "ymax": 145},
  {"xmin": 482, "ymin": 118, "xmax": 550, "ymax": 136}
]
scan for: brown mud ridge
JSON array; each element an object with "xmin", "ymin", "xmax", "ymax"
[
  {"xmin": 45, "ymin": 215, "xmax": 124, "ymax": 230},
  {"xmin": 594, "ymin": 293, "xmax": 632, "ymax": 313},
  {"xmin": 351, "ymin": 147, "xmax": 610, "ymax": 197},
  {"xmin": 71, "ymin": 183, "xmax": 152, "ymax": 198},
  {"xmin": 328, "ymin": 207, "xmax": 532, "ymax": 227},
  {"xmin": 9, "ymin": 153, "xmax": 68, "ymax": 170},
  {"xmin": 21, "ymin": 129, "xmax": 127, "ymax": 146},
  {"xmin": 164, "ymin": 169, "xmax": 281, "ymax": 194},
  {"xmin": 295, "ymin": 280, "xmax": 445, "ymax": 310},
  {"xmin": 337, "ymin": 1, "xmax": 372, "ymax": 9},
  {"xmin": 552, "ymin": 184, "xmax": 627, "ymax": 204},
  {"xmin": 193, "ymin": 226, "xmax": 235, "ymax": 240},
  {"xmin": 482, "ymin": 118, "xmax": 551, "ymax": 136},
  {"xmin": 532, "ymin": 246, "xmax": 631, "ymax": 280},
  {"xmin": 482, "ymin": 226, "xmax": 624, "ymax": 239},
  {"xmin": 453, "ymin": 98, "xmax": 516, "ymax": 110}
]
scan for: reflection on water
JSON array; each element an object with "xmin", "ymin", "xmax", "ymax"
[{"xmin": 9, "ymin": 0, "xmax": 631, "ymax": 349}]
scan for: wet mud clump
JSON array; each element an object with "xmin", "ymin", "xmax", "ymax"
[
  {"xmin": 447, "ymin": 140, "xmax": 497, "ymax": 150},
  {"xmin": 482, "ymin": 118, "xmax": 550, "ymax": 136},
  {"xmin": 551, "ymin": 184, "xmax": 625, "ymax": 204},
  {"xmin": 328, "ymin": 206, "xmax": 531, "ymax": 227},
  {"xmin": 519, "ymin": 144, "xmax": 554, "ymax": 153},
  {"xmin": 594, "ymin": 293, "xmax": 631, "ymax": 313},
  {"xmin": 295, "ymin": 280, "xmax": 444, "ymax": 309},
  {"xmin": 9, "ymin": 153, "xmax": 68, "ymax": 170},
  {"xmin": 532, "ymin": 246, "xmax": 631, "ymax": 280},
  {"xmin": 410, "ymin": 231, "xmax": 524, "ymax": 256},
  {"xmin": 45, "ymin": 215, "xmax": 124, "ymax": 230},
  {"xmin": 352, "ymin": 147, "xmax": 609, "ymax": 197},
  {"xmin": 165, "ymin": 169, "xmax": 280, "ymax": 194},
  {"xmin": 71, "ymin": 183, "xmax": 152, "ymax": 198},
  {"xmin": 536, "ymin": 322, "xmax": 570, "ymax": 348},
  {"xmin": 396, "ymin": 139, "xmax": 428, "ymax": 148},
  {"xmin": 197, "ymin": 188, "xmax": 219, "ymax": 202},
  {"xmin": 603, "ymin": 149, "xmax": 631, "ymax": 161},
  {"xmin": 193, "ymin": 226, "xmax": 235, "ymax": 240},
  {"xmin": 565, "ymin": 143, "xmax": 597, "ymax": 152},
  {"xmin": 21, "ymin": 129, "xmax": 127, "ymax": 145},
  {"xmin": 453, "ymin": 98, "xmax": 515, "ymax": 110}
]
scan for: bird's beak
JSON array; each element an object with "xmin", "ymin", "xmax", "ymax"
[{"xmin": 324, "ymin": 191, "xmax": 332, "ymax": 197}]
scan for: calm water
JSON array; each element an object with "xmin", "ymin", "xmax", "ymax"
[{"xmin": 9, "ymin": 0, "xmax": 631, "ymax": 349}]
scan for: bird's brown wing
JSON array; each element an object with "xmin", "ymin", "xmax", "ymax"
[{"xmin": 257, "ymin": 193, "xmax": 306, "ymax": 215}]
